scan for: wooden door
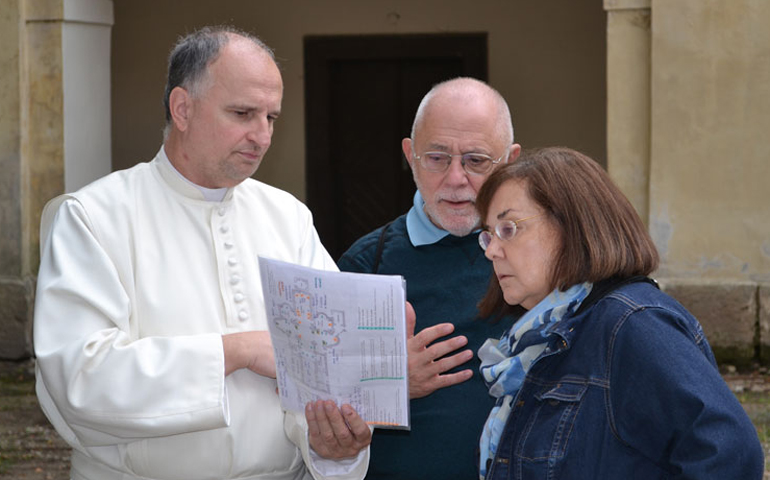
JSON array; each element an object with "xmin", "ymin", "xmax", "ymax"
[{"xmin": 304, "ymin": 34, "xmax": 487, "ymax": 259}]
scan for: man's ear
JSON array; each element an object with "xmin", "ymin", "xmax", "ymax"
[
  {"xmin": 168, "ymin": 86, "xmax": 192, "ymax": 132},
  {"xmin": 402, "ymin": 138, "xmax": 415, "ymax": 170},
  {"xmin": 507, "ymin": 143, "xmax": 522, "ymax": 163}
]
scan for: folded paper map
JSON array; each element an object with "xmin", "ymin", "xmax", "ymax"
[{"xmin": 258, "ymin": 256, "xmax": 410, "ymax": 429}]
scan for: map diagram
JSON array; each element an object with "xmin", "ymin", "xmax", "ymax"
[
  {"xmin": 267, "ymin": 275, "xmax": 347, "ymax": 394},
  {"xmin": 259, "ymin": 257, "xmax": 410, "ymax": 429}
]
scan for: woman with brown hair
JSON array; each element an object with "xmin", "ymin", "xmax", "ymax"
[{"xmin": 474, "ymin": 147, "xmax": 763, "ymax": 479}]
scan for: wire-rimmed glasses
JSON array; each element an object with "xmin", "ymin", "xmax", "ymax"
[
  {"xmin": 478, "ymin": 214, "xmax": 544, "ymax": 251},
  {"xmin": 412, "ymin": 145, "xmax": 509, "ymax": 175}
]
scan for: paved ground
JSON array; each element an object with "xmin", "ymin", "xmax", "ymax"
[
  {"xmin": 1, "ymin": 359, "xmax": 768, "ymax": 479},
  {"xmin": 0, "ymin": 361, "xmax": 69, "ymax": 480}
]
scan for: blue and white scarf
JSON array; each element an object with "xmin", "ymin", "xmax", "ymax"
[{"xmin": 477, "ymin": 283, "xmax": 592, "ymax": 479}]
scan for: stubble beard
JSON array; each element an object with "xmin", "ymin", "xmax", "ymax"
[
  {"xmin": 423, "ymin": 202, "xmax": 479, "ymax": 237},
  {"xmin": 414, "ymin": 171, "xmax": 480, "ymax": 237},
  {"xmin": 218, "ymin": 151, "xmax": 263, "ymax": 186}
]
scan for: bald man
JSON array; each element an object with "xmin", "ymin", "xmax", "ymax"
[{"xmin": 338, "ymin": 78, "xmax": 521, "ymax": 479}]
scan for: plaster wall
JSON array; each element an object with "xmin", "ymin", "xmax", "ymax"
[
  {"xmin": 649, "ymin": 0, "xmax": 770, "ymax": 282},
  {"xmin": 606, "ymin": 2, "xmax": 651, "ymax": 224},
  {"xmin": 62, "ymin": 10, "xmax": 113, "ymax": 192},
  {"xmin": 111, "ymin": 0, "xmax": 607, "ymax": 201}
]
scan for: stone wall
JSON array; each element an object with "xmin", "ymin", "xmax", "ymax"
[
  {"xmin": 0, "ymin": 0, "xmax": 35, "ymax": 360},
  {"xmin": 1, "ymin": 0, "xmax": 767, "ymax": 364},
  {"xmin": 660, "ymin": 280, "xmax": 769, "ymax": 367},
  {"xmin": 0, "ymin": 0, "xmax": 113, "ymax": 359},
  {"xmin": 606, "ymin": 0, "xmax": 770, "ymax": 368}
]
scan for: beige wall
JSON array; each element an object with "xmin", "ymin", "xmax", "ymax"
[
  {"xmin": 606, "ymin": 1, "xmax": 651, "ymax": 224},
  {"xmin": 110, "ymin": 0, "xmax": 607, "ymax": 200},
  {"xmin": 649, "ymin": 0, "xmax": 770, "ymax": 282},
  {"xmin": 4, "ymin": 0, "xmax": 768, "ymax": 361},
  {"xmin": 605, "ymin": 0, "xmax": 770, "ymax": 364}
]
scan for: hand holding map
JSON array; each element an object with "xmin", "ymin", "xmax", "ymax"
[{"xmin": 258, "ymin": 257, "xmax": 410, "ymax": 429}]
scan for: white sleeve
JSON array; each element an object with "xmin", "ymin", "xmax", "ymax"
[
  {"xmin": 34, "ymin": 198, "xmax": 229, "ymax": 447},
  {"xmin": 284, "ymin": 411, "xmax": 370, "ymax": 480}
]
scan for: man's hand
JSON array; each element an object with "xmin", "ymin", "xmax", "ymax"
[
  {"xmin": 406, "ymin": 301, "xmax": 473, "ymax": 399},
  {"xmin": 306, "ymin": 400, "xmax": 372, "ymax": 459},
  {"xmin": 222, "ymin": 331, "xmax": 276, "ymax": 377}
]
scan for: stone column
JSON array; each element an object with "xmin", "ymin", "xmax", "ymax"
[
  {"xmin": 604, "ymin": 0, "xmax": 652, "ymax": 224},
  {"xmin": 648, "ymin": 0, "xmax": 770, "ymax": 366},
  {"xmin": 0, "ymin": 0, "xmax": 30, "ymax": 359},
  {"xmin": 0, "ymin": 0, "xmax": 113, "ymax": 359}
]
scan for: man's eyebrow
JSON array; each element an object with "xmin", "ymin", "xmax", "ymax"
[
  {"xmin": 226, "ymin": 104, "xmax": 255, "ymax": 111},
  {"xmin": 424, "ymin": 142, "xmax": 450, "ymax": 151},
  {"xmin": 225, "ymin": 105, "xmax": 281, "ymax": 117}
]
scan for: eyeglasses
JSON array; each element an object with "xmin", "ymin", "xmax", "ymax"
[
  {"xmin": 478, "ymin": 214, "xmax": 544, "ymax": 251},
  {"xmin": 411, "ymin": 145, "xmax": 508, "ymax": 175}
]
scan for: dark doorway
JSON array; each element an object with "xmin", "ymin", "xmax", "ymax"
[{"xmin": 304, "ymin": 34, "xmax": 487, "ymax": 260}]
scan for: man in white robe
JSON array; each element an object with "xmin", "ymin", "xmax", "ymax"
[{"xmin": 34, "ymin": 26, "xmax": 371, "ymax": 480}]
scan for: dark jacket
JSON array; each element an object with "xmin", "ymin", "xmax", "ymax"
[
  {"xmin": 339, "ymin": 214, "xmax": 510, "ymax": 480},
  {"xmin": 485, "ymin": 279, "xmax": 764, "ymax": 480}
]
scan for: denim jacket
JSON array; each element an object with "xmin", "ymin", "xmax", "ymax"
[{"xmin": 484, "ymin": 278, "xmax": 764, "ymax": 480}]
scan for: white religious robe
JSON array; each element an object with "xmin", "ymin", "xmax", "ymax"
[{"xmin": 34, "ymin": 148, "xmax": 368, "ymax": 480}]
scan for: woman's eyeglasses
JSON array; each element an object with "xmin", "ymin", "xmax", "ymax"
[{"xmin": 478, "ymin": 214, "xmax": 544, "ymax": 251}]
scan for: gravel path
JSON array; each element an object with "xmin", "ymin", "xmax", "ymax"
[
  {"xmin": 1, "ymin": 359, "xmax": 767, "ymax": 479},
  {"xmin": 0, "ymin": 361, "xmax": 69, "ymax": 480}
]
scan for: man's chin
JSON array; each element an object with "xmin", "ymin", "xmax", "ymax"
[
  {"xmin": 424, "ymin": 204, "xmax": 479, "ymax": 237},
  {"xmin": 223, "ymin": 163, "xmax": 261, "ymax": 185},
  {"xmin": 437, "ymin": 216, "xmax": 479, "ymax": 237}
]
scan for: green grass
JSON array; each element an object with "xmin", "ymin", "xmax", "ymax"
[
  {"xmin": 734, "ymin": 391, "xmax": 770, "ymax": 436},
  {"xmin": 732, "ymin": 390, "xmax": 770, "ymax": 476}
]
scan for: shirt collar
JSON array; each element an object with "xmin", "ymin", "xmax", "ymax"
[
  {"xmin": 406, "ymin": 190, "xmax": 450, "ymax": 246},
  {"xmin": 159, "ymin": 146, "xmax": 230, "ymax": 202}
]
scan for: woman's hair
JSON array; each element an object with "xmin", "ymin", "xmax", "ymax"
[{"xmin": 476, "ymin": 147, "xmax": 659, "ymax": 318}]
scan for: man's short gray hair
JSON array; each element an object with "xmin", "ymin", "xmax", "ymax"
[{"xmin": 162, "ymin": 26, "xmax": 275, "ymax": 133}]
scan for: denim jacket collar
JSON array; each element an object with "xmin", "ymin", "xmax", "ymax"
[{"xmin": 546, "ymin": 276, "xmax": 659, "ymax": 352}]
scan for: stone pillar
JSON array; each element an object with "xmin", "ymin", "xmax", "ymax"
[
  {"xmin": 605, "ymin": 0, "xmax": 770, "ymax": 366},
  {"xmin": 0, "ymin": 0, "xmax": 29, "ymax": 359},
  {"xmin": 649, "ymin": 0, "xmax": 770, "ymax": 366},
  {"xmin": 604, "ymin": 0, "xmax": 651, "ymax": 224},
  {"xmin": 0, "ymin": 0, "xmax": 113, "ymax": 359}
]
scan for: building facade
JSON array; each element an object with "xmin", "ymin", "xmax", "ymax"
[{"xmin": 1, "ymin": 0, "xmax": 768, "ymax": 364}]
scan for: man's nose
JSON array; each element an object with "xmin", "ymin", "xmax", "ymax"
[
  {"xmin": 247, "ymin": 118, "xmax": 272, "ymax": 147},
  {"xmin": 444, "ymin": 156, "xmax": 471, "ymax": 185}
]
